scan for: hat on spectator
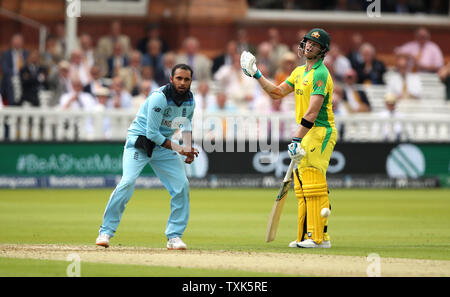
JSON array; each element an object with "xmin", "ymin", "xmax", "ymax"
[
  {"xmin": 384, "ymin": 92, "xmax": 397, "ymax": 104},
  {"xmin": 95, "ymin": 87, "xmax": 110, "ymax": 97}
]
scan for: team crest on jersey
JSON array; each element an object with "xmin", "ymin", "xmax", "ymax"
[
  {"xmin": 164, "ymin": 108, "xmax": 171, "ymax": 117},
  {"xmin": 303, "ymin": 79, "xmax": 309, "ymax": 86},
  {"xmin": 311, "ymin": 31, "xmax": 320, "ymax": 39},
  {"xmin": 316, "ymin": 80, "xmax": 324, "ymax": 88}
]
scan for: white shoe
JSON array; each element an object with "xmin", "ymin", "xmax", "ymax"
[
  {"xmin": 288, "ymin": 240, "xmax": 298, "ymax": 248},
  {"xmin": 167, "ymin": 237, "xmax": 187, "ymax": 250},
  {"xmin": 96, "ymin": 233, "xmax": 110, "ymax": 248},
  {"xmin": 296, "ymin": 239, "xmax": 331, "ymax": 248}
]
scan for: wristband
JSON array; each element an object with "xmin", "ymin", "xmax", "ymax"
[
  {"xmin": 253, "ymin": 69, "xmax": 262, "ymax": 79},
  {"xmin": 301, "ymin": 118, "xmax": 314, "ymax": 129},
  {"xmin": 292, "ymin": 137, "xmax": 302, "ymax": 143}
]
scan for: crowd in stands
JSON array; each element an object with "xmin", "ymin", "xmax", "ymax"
[
  {"xmin": 247, "ymin": 0, "xmax": 449, "ymax": 15},
  {"xmin": 0, "ymin": 20, "xmax": 448, "ymax": 130}
]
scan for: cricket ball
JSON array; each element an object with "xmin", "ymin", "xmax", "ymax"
[{"xmin": 320, "ymin": 208, "xmax": 331, "ymax": 218}]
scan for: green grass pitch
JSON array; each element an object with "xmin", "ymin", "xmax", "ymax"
[{"xmin": 1, "ymin": 188, "xmax": 449, "ymax": 276}]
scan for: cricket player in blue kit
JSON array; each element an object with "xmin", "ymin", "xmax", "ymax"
[{"xmin": 96, "ymin": 64, "xmax": 198, "ymax": 250}]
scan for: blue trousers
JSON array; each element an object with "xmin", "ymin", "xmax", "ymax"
[{"xmin": 99, "ymin": 136, "xmax": 190, "ymax": 240}]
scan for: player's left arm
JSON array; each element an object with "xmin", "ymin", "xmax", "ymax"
[{"xmin": 293, "ymin": 94, "xmax": 324, "ymax": 139}]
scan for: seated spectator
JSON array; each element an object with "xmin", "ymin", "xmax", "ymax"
[
  {"xmin": 47, "ymin": 60, "xmax": 73, "ymax": 107},
  {"xmin": 214, "ymin": 52, "xmax": 257, "ymax": 111},
  {"xmin": 97, "ymin": 20, "xmax": 131, "ymax": 62},
  {"xmin": 69, "ymin": 49, "xmax": 90, "ymax": 86},
  {"xmin": 132, "ymin": 80, "xmax": 152, "ymax": 111},
  {"xmin": 1, "ymin": 33, "xmax": 28, "ymax": 105},
  {"xmin": 236, "ymin": 28, "xmax": 256, "ymax": 55},
  {"xmin": 53, "ymin": 23, "xmax": 66, "ymax": 59},
  {"xmin": 92, "ymin": 87, "xmax": 113, "ymax": 139},
  {"xmin": 106, "ymin": 41, "xmax": 129, "ymax": 78},
  {"xmin": 212, "ymin": 40, "xmax": 238, "ymax": 75},
  {"xmin": 386, "ymin": 54, "xmax": 422, "ymax": 100},
  {"xmin": 19, "ymin": 50, "xmax": 48, "ymax": 107},
  {"xmin": 109, "ymin": 76, "xmax": 132, "ymax": 109},
  {"xmin": 77, "ymin": 33, "xmax": 104, "ymax": 74},
  {"xmin": 256, "ymin": 41, "xmax": 276, "ymax": 79},
  {"xmin": 267, "ymin": 28, "xmax": 290, "ymax": 77},
  {"xmin": 83, "ymin": 65, "xmax": 107, "ymax": 96},
  {"xmin": 347, "ymin": 32, "xmax": 364, "ymax": 69},
  {"xmin": 119, "ymin": 50, "xmax": 143, "ymax": 96},
  {"xmin": 158, "ymin": 51, "xmax": 177, "ymax": 86},
  {"xmin": 59, "ymin": 78, "xmax": 96, "ymax": 110},
  {"xmin": 42, "ymin": 35, "xmax": 63, "ymax": 72},
  {"xmin": 373, "ymin": 93, "xmax": 405, "ymax": 142},
  {"xmin": 140, "ymin": 66, "xmax": 160, "ymax": 91},
  {"xmin": 176, "ymin": 36, "xmax": 212, "ymax": 81},
  {"xmin": 193, "ymin": 81, "xmax": 217, "ymax": 111},
  {"xmin": 136, "ymin": 23, "xmax": 169, "ymax": 55},
  {"xmin": 354, "ymin": 42, "xmax": 386, "ymax": 85},
  {"xmin": 395, "ymin": 27, "xmax": 444, "ymax": 72},
  {"xmin": 207, "ymin": 92, "xmax": 237, "ymax": 113},
  {"xmin": 438, "ymin": 62, "xmax": 450, "ymax": 100},
  {"xmin": 324, "ymin": 44, "xmax": 352, "ymax": 82},
  {"xmin": 342, "ymin": 68, "xmax": 371, "ymax": 113},
  {"xmin": 142, "ymin": 38, "xmax": 165, "ymax": 85},
  {"xmin": 272, "ymin": 52, "xmax": 297, "ymax": 113}
]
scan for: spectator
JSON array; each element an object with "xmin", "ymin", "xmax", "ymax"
[
  {"xmin": 236, "ymin": 28, "xmax": 256, "ymax": 55},
  {"xmin": 267, "ymin": 27, "xmax": 290, "ymax": 77},
  {"xmin": 374, "ymin": 93, "xmax": 405, "ymax": 142},
  {"xmin": 142, "ymin": 39, "xmax": 165, "ymax": 84},
  {"xmin": 106, "ymin": 41, "xmax": 129, "ymax": 78},
  {"xmin": 347, "ymin": 32, "xmax": 364, "ymax": 69},
  {"xmin": 83, "ymin": 65, "xmax": 107, "ymax": 96},
  {"xmin": 386, "ymin": 54, "xmax": 422, "ymax": 100},
  {"xmin": 342, "ymin": 68, "xmax": 371, "ymax": 113},
  {"xmin": 19, "ymin": 50, "xmax": 48, "ymax": 107},
  {"xmin": 214, "ymin": 52, "xmax": 257, "ymax": 111},
  {"xmin": 207, "ymin": 92, "xmax": 237, "ymax": 113},
  {"xmin": 438, "ymin": 62, "xmax": 450, "ymax": 101},
  {"xmin": 273, "ymin": 51, "xmax": 297, "ymax": 113},
  {"xmin": 77, "ymin": 33, "xmax": 103, "ymax": 72},
  {"xmin": 132, "ymin": 79, "xmax": 152, "ymax": 111},
  {"xmin": 193, "ymin": 81, "xmax": 216, "ymax": 111},
  {"xmin": 395, "ymin": 27, "xmax": 444, "ymax": 73},
  {"xmin": 212, "ymin": 40, "xmax": 238, "ymax": 75},
  {"xmin": 69, "ymin": 49, "xmax": 90, "ymax": 86},
  {"xmin": 1, "ymin": 33, "xmax": 28, "ymax": 105},
  {"xmin": 59, "ymin": 78, "xmax": 96, "ymax": 110},
  {"xmin": 42, "ymin": 35, "xmax": 63, "ymax": 72},
  {"xmin": 256, "ymin": 41, "xmax": 276, "ymax": 79},
  {"xmin": 97, "ymin": 20, "xmax": 131, "ymax": 62},
  {"xmin": 324, "ymin": 44, "xmax": 352, "ymax": 82},
  {"xmin": 158, "ymin": 51, "xmax": 177, "ymax": 86},
  {"xmin": 136, "ymin": 23, "xmax": 169, "ymax": 55},
  {"xmin": 109, "ymin": 76, "xmax": 132, "ymax": 109},
  {"xmin": 53, "ymin": 23, "xmax": 66, "ymax": 59},
  {"xmin": 140, "ymin": 66, "xmax": 160, "ymax": 91},
  {"xmin": 331, "ymin": 82, "xmax": 347, "ymax": 139},
  {"xmin": 176, "ymin": 37, "xmax": 212, "ymax": 81},
  {"xmin": 119, "ymin": 50, "xmax": 143, "ymax": 96},
  {"xmin": 92, "ymin": 87, "xmax": 113, "ymax": 139},
  {"xmin": 354, "ymin": 42, "xmax": 386, "ymax": 85},
  {"xmin": 47, "ymin": 60, "xmax": 73, "ymax": 107}
]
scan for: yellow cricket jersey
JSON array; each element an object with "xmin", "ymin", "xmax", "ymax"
[{"xmin": 285, "ymin": 59, "xmax": 335, "ymax": 128}]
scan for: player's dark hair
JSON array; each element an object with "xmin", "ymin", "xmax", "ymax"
[{"xmin": 171, "ymin": 64, "xmax": 194, "ymax": 79}]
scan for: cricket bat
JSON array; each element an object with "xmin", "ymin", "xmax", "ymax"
[{"xmin": 265, "ymin": 159, "xmax": 296, "ymax": 243}]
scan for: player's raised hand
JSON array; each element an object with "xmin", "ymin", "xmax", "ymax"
[{"xmin": 240, "ymin": 51, "xmax": 261, "ymax": 79}]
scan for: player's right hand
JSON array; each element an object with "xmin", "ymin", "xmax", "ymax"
[
  {"xmin": 240, "ymin": 51, "xmax": 261, "ymax": 79},
  {"xmin": 180, "ymin": 147, "xmax": 199, "ymax": 163},
  {"xmin": 288, "ymin": 139, "xmax": 305, "ymax": 163}
]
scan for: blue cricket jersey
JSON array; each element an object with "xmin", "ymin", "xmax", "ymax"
[{"xmin": 128, "ymin": 84, "xmax": 195, "ymax": 145}]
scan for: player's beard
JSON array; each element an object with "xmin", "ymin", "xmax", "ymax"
[{"xmin": 168, "ymin": 83, "xmax": 191, "ymax": 106}]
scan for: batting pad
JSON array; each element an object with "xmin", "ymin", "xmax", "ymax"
[
  {"xmin": 294, "ymin": 170, "xmax": 307, "ymax": 243},
  {"xmin": 300, "ymin": 167, "xmax": 329, "ymax": 244}
]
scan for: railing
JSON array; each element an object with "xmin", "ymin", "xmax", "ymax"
[{"xmin": 0, "ymin": 107, "xmax": 449, "ymax": 143}]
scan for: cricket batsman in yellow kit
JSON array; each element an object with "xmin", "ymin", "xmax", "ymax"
[{"xmin": 241, "ymin": 28, "xmax": 337, "ymax": 248}]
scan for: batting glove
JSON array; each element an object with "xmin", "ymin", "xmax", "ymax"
[
  {"xmin": 240, "ymin": 51, "xmax": 262, "ymax": 79},
  {"xmin": 288, "ymin": 137, "xmax": 306, "ymax": 163}
]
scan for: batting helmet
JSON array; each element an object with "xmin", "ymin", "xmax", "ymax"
[{"xmin": 299, "ymin": 28, "xmax": 330, "ymax": 58}]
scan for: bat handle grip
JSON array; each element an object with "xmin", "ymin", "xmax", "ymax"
[{"xmin": 283, "ymin": 160, "xmax": 296, "ymax": 183}]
